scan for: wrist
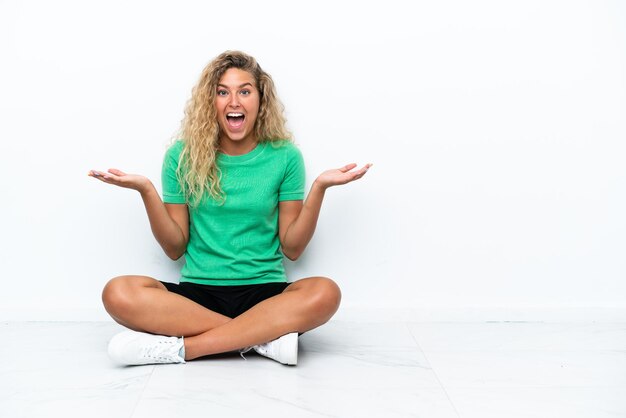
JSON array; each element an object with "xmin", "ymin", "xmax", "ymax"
[
  {"xmin": 138, "ymin": 180, "xmax": 156, "ymax": 197},
  {"xmin": 312, "ymin": 179, "xmax": 329, "ymax": 193}
]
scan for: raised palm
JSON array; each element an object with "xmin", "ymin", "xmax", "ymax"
[
  {"xmin": 88, "ymin": 168, "xmax": 152, "ymax": 193},
  {"xmin": 315, "ymin": 163, "xmax": 372, "ymax": 189}
]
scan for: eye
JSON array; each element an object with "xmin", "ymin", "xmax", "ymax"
[
  {"xmin": 217, "ymin": 89, "xmax": 228, "ymax": 96},
  {"xmin": 240, "ymin": 89, "xmax": 250, "ymax": 96}
]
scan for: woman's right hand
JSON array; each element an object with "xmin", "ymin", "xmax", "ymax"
[{"xmin": 88, "ymin": 168, "xmax": 152, "ymax": 194}]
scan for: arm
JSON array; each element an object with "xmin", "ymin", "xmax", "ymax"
[
  {"xmin": 279, "ymin": 163, "xmax": 371, "ymax": 261},
  {"xmin": 141, "ymin": 186, "xmax": 189, "ymax": 260},
  {"xmin": 89, "ymin": 168, "xmax": 189, "ymax": 260}
]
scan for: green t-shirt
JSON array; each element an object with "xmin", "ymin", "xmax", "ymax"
[{"xmin": 161, "ymin": 140, "xmax": 305, "ymax": 285}]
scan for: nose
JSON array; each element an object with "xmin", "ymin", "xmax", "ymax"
[{"xmin": 228, "ymin": 94, "xmax": 240, "ymax": 108}]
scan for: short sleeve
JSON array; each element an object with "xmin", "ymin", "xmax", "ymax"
[
  {"xmin": 161, "ymin": 141, "xmax": 187, "ymax": 204},
  {"xmin": 279, "ymin": 144, "xmax": 305, "ymax": 201}
]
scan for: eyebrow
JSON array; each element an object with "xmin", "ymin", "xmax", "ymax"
[{"xmin": 217, "ymin": 82, "xmax": 253, "ymax": 89}]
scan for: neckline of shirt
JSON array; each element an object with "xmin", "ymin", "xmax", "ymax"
[{"xmin": 218, "ymin": 142, "xmax": 266, "ymax": 165}]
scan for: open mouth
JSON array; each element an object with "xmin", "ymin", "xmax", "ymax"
[{"xmin": 226, "ymin": 112, "xmax": 245, "ymax": 129}]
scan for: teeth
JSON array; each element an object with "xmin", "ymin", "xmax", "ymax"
[{"xmin": 227, "ymin": 113, "xmax": 243, "ymax": 117}]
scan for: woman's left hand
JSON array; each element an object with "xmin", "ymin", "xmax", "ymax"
[{"xmin": 314, "ymin": 163, "xmax": 372, "ymax": 190}]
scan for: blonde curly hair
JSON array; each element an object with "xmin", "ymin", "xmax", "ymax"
[{"xmin": 175, "ymin": 50, "xmax": 291, "ymax": 205}]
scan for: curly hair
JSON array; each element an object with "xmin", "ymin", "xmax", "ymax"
[{"xmin": 175, "ymin": 50, "xmax": 291, "ymax": 205}]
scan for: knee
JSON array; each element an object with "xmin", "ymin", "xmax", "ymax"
[
  {"xmin": 102, "ymin": 276, "xmax": 134, "ymax": 316},
  {"xmin": 309, "ymin": 277, "xmax": 342, "ymax": 317}
]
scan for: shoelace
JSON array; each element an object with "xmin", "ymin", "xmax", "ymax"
[
  {"xmin": 142, "ymin": 339, "xmax": 178, "ymax": 361},
  {"xmin": 239, "ymin": 346, "xmax": 253, "ymax": 360},
  {"xmin": 239, "ymin": 342, "xmax": 272, "ymax": 360}
]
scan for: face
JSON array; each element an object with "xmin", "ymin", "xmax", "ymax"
[{"xmin": 215, "ymin": 68, "xmax": 260, "ymax": 149}]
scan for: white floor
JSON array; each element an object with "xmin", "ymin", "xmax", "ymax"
[{"xmin": 1, "ymin": 320, "xmax": 625, "ymax": 418}]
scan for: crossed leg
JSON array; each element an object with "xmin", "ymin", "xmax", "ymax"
[{"xmin": 102, "ymin": 276, "xmax": 341, "ymax": 361}]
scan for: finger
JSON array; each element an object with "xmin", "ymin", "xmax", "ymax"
[
  {"xmin": 89, "ymin": 172, "xmax": 112, "ymax": 184},
  {"xmin": 89, "ymin": 169, "xmax": 119, "ymax": 182},
  {"xmin": 108, "ymin": 168, "xmax": 125, "ymax": 176},
  {"xmin": 88, "ymin": 170, "xmax": 106, "ymax": 178},
  {"xmin": 339, "ymin": 163, "xmax": 357, "ymax": 173},
  {"xmin": 355, "ymin": 165, "xmax": 371, "ymax": 176},
  {"xmin": 348, "ymin": 165, "xmax": 371, "ymax": 182},
  {"xmin": 88, "ymin": 170, "xmax": 124, "ymax": 187}
]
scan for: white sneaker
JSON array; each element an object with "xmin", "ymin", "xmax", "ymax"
[
  {"xmin": 108, "ymin": 330, "xmax": 186, "ymax": 366},
  {"xmin": 241, "ymin": 332, "xmax": 298, "ymax": 366}
]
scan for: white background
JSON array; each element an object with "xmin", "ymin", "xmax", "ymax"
[{"xmin": 1, "ymin": 0, "xmax": 624, "ymax": 321}]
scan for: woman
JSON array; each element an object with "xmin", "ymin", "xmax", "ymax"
[{"xmin": 89, "ymin": 50, "xmax": 371, "ymax": 366}]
